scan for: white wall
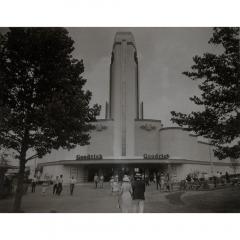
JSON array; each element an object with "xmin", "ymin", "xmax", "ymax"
[
  {"xmin": 159, "ymin": 128, "xmax": 199, "ymax": 160},
  {"xmin": 135, "ymin": 120, "xmax": 162, "ymax": 156},
  {"xmin": 159, "ymin": 127, "xmax": 237, "ymax": 164},
  {"xmin": 42, "ymin": 165, "xmax": 64, "ymax": 180},
  {"xmin": 87, "ymin": 120, "xmax": 113, "ymax": 156},
  {"xmin": 38, "ymin": 145, "xmax": 88, "ymax": 164}
]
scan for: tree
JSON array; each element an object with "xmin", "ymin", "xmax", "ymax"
[
  {"xmin": 171, "ymin": 27, "xmax": 240, "ymax": 160},
  {"xmin": 0, "ymin": 150, "xmax": 9, "ymax": 198},
  {"xmin": 0, "ymin": 28, "xmax": 100, "ymax": 212}
]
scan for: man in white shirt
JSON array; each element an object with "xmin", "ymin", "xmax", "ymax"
[
  {"xmin": 99, "ymin": 175, "xmax": 104, "ymax": 188},
  {"xmin": 31, "ymin": 176, "xmax": 37, "ymax": 193},
  {"xmin": 70, "ymin": 176, "xmax": 77, "ymax": 195}
]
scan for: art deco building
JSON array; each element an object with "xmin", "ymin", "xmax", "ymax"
[{"xmin": 38, "ymin": 32, "xmax": 239, "ymax": 183}]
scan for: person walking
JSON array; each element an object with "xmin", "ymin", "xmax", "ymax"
[
  {"xmin": 31, "ymin": 176, "xmax": 37, "ymax": 193},
  {"xmin": 119, "ymin": 175, "xmax": 132, "ymax": 213},
  {"xmin": 53, "ymin": 176, "xmax": 59, "ymax": 195},
  {"xmin": 132, "ymin": 173, "xmax": 145, "ymax": 213},
  {"xmin": 70, "ymin": 176, "xmax": 77, "ymax": 195},
  {"xmin": 186, "ymin": 174, "xmax": 192, "ymax": 190},
  {"xmin": 160, "ymin": 173, "xmax": 165, "ymax": 191},
  {"xmin": 145, "ymin": 175, "xmax": 150, "ymax": 186},
  {"xmin": 165, "ymin": 173, "xmax": 171, "ymax": 192},
  {"xmin": 112, "ymin": 176, "xmax": 120, "ymax": 208},
  {"xmin": 94, "ymin": 173, "xmax": 99, "ymax": 189},
  {"xmin": 99, "ymin": 174, "xmax": 104, "ymax": 188},
  {"xmin": 213, "ymin": 173, "xmax": 217, "ymax": 188},
  {"xmin": 57, "ymin": 175, "xmax": 63, "ymax": 195},
  {"xmin": 156, "ymin": 172, "xmax": 160, "ymax": 190},
  {"xmin": 110, "ymin": 176, "xmax": 114, "ymax": 191},
  {"xmin": 153, "ymin": 173, "xmax": 156, "ymax": 184}
]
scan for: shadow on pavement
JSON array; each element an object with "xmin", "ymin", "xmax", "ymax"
[{"xmin": 165, "ymin": 191, "xmax": 185, "ymax": 205}]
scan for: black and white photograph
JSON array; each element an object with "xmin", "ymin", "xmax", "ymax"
[{"xmin": 0, "ymin": 26, "xmax": 239, "ymax": 213}]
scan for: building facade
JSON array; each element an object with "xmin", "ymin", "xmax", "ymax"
[{"xmin": 38, "ymin": 32, "xmax": 240, "ymax": 183}]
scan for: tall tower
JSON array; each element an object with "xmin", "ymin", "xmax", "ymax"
[{"xmin": 109, "ymin": 32, "xmax": 139, "ymax": 157}]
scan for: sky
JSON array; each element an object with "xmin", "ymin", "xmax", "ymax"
[
  {"xmin": 67, "ymin": 27, "xmax": 215, "ymax": 126},
  {"xmin": 0, "ymin": 27, "xmax": 217, "ymax": 165},
  {"xmin": 0, "ymin": 27, "xmax": 216, "ymax": 127}
]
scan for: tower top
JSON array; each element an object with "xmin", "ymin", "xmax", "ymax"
[{"xmin": 114, "ymin": 32, "xmax": 136, "ymax": 46}]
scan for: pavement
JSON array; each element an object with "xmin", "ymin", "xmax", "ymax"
[{"xmin": 1, "ymin": 183, "xmax": 240, "ymax": 213}]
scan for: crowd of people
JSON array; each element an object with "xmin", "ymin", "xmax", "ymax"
[
  {"xmin": 94, "ymin": 174, "xmax": 104, "ymax": 189},
  {"xmin": 29, "ymin": 172, "xmax": 146, "ymax": 213},
  {"xmin": 95, "ymin": 171, "xmax": 174, "ymax": 191},
  {"xmin": 179, "ymin": 171, "xmax": 232, "ymax": 190},
  {"xmin": 24, "ymin": 169, "xmax": 240, "ymax": 213},
  {"xmin": 155, "ymin": 172, "xmax": 173, "ymax": 192},
  {"xmin": 31, "ymin": 174, "xmax": 76, "ymax": 196}
]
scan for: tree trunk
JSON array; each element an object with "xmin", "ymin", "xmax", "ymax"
[
  {"xmin": 0, "ymin": 169, "xmax": 6, "ymax": 198},
  {"xmin": 13, "ymin": 153, "xmax": 27, "ymax": 212}
]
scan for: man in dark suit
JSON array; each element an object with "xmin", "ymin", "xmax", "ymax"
[{"xmin": 132, "ymin": 173, "xmax": 145, "ymax": 213}]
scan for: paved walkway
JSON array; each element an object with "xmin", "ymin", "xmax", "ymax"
[{"xmin": 1, "ymin": 183, "xmax": 240, "ymax": 213}]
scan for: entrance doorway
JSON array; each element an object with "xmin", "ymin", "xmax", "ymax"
[
  {"xmin": 87, "ymin": 166, "xmax": 115, "ymax": 181},
  {"xmin": 86, "ymin": 164, "xmax": 171, "ymax": 182}
]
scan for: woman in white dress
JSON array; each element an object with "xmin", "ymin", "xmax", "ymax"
[{"xmin": 119, "ymin": 175, "xmax": 133, "ymax": 213}]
